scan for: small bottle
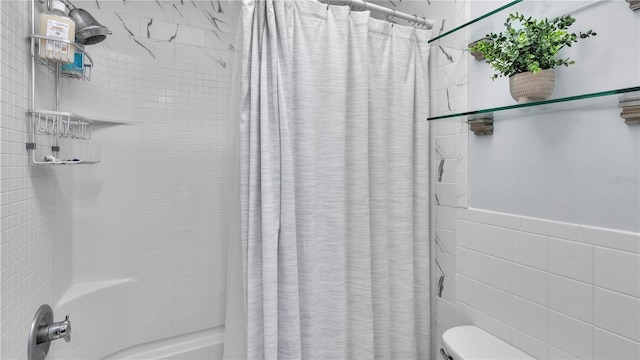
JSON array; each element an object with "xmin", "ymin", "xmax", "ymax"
[
  {"xmin": 39, "ymin": 1, "xmax": 76, "ymax": 63},
  {"xmin": 61, "ymin": 52, "xmax": 84, "ymax": 76}
]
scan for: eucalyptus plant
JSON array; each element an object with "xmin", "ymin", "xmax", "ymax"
[{"xmin": 470, "ymin": 13, "xmax": 596, "ymax": 79}]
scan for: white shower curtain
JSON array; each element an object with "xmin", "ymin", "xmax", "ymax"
[{"xmin": 239, "ymin": 0, "xmax": 431, "ymax": 358}]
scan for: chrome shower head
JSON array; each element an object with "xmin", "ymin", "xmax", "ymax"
[
  {"xmin": 60, "ymin": 0, "xmax": 111, "ymax": 45},
  {"xmin": 69, "ymin": 8, "xmax": 111, "ymax": 45}
]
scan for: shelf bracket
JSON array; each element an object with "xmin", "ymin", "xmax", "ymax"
[
  {"xmin": 619, "ymin": 97, "xmax": 640, "ymax": 125},
  {"xmin": 468, "ymin": 115, "xmax": 494, "ymax": 135},
  {"xmin": 469, "ymin": 37, "xmax": 489, "ymax": 61},
  {"xmin": 626, "ymin": 0, "xmax": 640, "ymax": 11}
]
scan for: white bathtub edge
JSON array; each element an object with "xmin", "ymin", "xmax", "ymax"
[
  {"xmin": 102, "ymin": 326, "xmax": 225, "ymax": 360},
  {"xmin": 56, "ymin": 278, "xmax": 137, "ymax": 308}
]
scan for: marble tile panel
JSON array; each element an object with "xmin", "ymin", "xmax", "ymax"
[
  {"xmin": 434, "ymin": 119, "xmax": 465, "ymax": 136},
  {"xmin": 87, "ymin": 9, "xmax": 141, "ymax": 37},
  {"xmin": 173, "ymin": 3, "xmax": 222, "ymax": 30},
  {"xmin": 200, "ymin": 47, "xmax": 230, "ymax": 69},
  {"xmin": 100, "ymin": 33, "xmax": 157, "ymax": 61},
  {"xmin": 436, "ymin": 204, "xmax": 457, "ymax": 231},
  {"xmin": 439, "ymin": 159, "xmax": 457, "ymax": 183},
  {"xmin": 435, "ymin": 228, "xmax": 456, "ymax": 256},
  {"xmin": 173, "ymin": 24, "xmax": 206, "ymax": 47},
  {"xmin": 435, "ymin": 134, "xmax": 457, "ymax": 160},
  {"xmin": 434, "ymin": 88, "xmax": 453, "ymax": 115},
  {"xmin": 435, "ymin": 45, "xmax": 465, "ymax": 69},
  {"xmin": 435, "ymin": 59, "xmax": 468, "ymax": 92},
  {"xmin": 436, "ymin": 182, "xmax": 457, "ymax": 207},
  {"xmin": 204, "ymin": 28, "xmax": 236, "ymax": 50},
  {"xmin": 148, "ymin": 19, "xmax": 180, "ymax": 42},
  {"xmin": 134, "ymin": 36, "xmax": 176, "ymax": 62}
]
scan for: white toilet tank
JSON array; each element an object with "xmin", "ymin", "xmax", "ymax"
[{"xmin": 442, "ymin": 326, "xmax": 535, "ymax": 360}]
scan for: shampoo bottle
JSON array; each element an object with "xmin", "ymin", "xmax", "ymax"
[{"xmin": 39, "ymin": 1, "xmax": 76, "ymax": 63}]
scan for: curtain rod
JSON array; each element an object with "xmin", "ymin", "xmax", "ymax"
[{"xmin": 318, "ymin": 0, "xmax": 434, "ymax": 29}]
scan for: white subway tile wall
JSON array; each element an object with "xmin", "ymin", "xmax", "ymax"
[{"xmin": 455, "ymin": 208, "xmax": 640, "ymax": 359}]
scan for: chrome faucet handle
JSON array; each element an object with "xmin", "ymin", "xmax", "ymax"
[
  {"xmin": 56, "ymin": 315, "xmax": 71, "ymax": 342},
  {"xmin": 38, "ymin": 315, "xmax": 71, "ymax": 343},
  {"xmin": 29, "ymin": 305, "xmax": 71, "ymax": 360}
]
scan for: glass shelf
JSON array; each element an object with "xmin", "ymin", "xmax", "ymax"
[
  {"xmin": 429, "ymin": 0, "xmax": 608, "ymax": 46},
  {"xmin": 429, "ymin": 0, "xmax": 522, "ymax": 43},
  {"xmin": 427, "ymin": 86, "xmax": 640, "ymax": 121}
]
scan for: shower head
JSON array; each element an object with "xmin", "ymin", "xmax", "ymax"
[
  {"xmin": 70, "ymin": 8, "xmax": 111, "ymax": 45},
  {"xmin": 59, "ymin": 0, "xmax": 111, "ymax": 45}
]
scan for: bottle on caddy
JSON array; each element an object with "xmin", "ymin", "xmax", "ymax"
[{"xmin": 39, "ymin": 0, "xmax": 76, "ymax": 63}]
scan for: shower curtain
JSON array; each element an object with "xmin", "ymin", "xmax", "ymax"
[{"xmin": 239, "ymin": 0, "xmax": 431, "ymax": 358}]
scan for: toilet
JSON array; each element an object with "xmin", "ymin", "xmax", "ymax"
[{"xmin": 441, "ymin": 326, "xmax": 535, "ymax": 360}]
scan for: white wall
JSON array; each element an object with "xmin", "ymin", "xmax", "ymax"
[
  {"xmin": 431, "ymin": 0, "xmax": 640, "ymax": 359},
  {"xmin": 469, "ymin": 0, "xmax": 640, "ymax": 232}
]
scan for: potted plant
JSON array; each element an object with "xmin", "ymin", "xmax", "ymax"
[{"xmin": 469, "ymin": 13, "xmax": 596, "ymax": 103}]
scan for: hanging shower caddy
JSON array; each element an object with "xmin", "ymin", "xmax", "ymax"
[{"xmin": 26, "ymin": 0, "xmax": 100, "ymax": 165}]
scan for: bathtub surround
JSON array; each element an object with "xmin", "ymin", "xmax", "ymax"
[
  {"xmin": 52, "ymin": 1, "xmax": 240, "ymax": 358},
  {"xmin": 240, "ymin": 1, "xmax": 431, "ymax": 358},
  {"xmin": 1, "ymin": 1, "xmax": 239, "ymax": 359}
]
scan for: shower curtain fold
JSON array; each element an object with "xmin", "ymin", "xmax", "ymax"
[{"xmin": 239, "ymin": 1, "xmax": 431, "ymax": 359}]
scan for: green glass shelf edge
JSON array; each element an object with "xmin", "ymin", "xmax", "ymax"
[
  {"xmin": 428, "ymin": 0, "xmax": 523, "ymax": 43},
  {"xmin": 427, "ymin": 86, "xmax": 640, "ymax": 121}
]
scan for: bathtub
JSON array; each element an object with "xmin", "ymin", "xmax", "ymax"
[{"xmin": 103, "ymin": 327, "xmax": 224, "ymax": 360}]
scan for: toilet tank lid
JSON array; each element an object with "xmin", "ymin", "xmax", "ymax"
[{"xmin": 443, "ymin": 326, "xmax": 535, "ymax": 360}]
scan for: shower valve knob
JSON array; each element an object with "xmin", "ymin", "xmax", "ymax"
[
  {"xmin": 29, "ymin": 305, "xmax": 71, "ymax": 360},
  {"xmin": 37, "ymin": 315, "xmax": 71, "ymax": 343}
]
